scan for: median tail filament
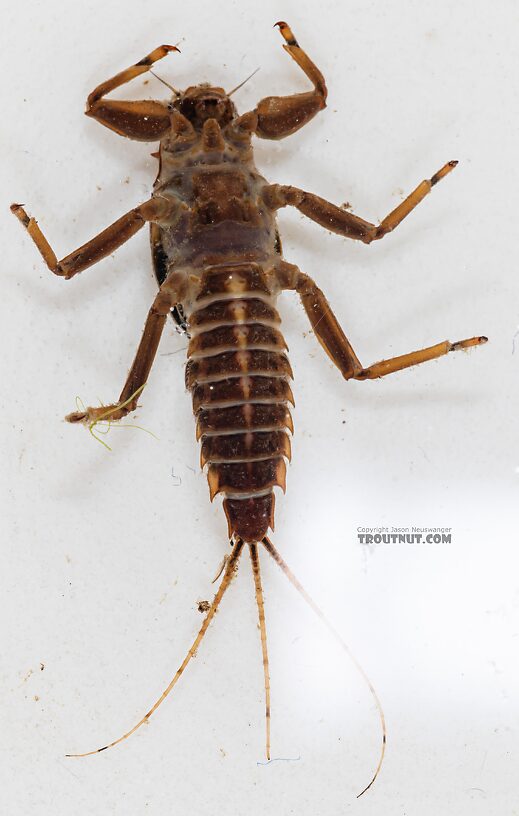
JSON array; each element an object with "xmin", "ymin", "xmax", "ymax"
[
  {"xmin": 249, "ymin": 543, "xmax": 271, "ymax": 760},
  {"xmin": 262, "ymin": 536, "xmax": 386, "ymax": 798}
]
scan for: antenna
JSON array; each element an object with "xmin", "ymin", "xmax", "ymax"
[
  {"xmin": 149, "ymin": 69, "xmax": 180, "ymax": 97},
  {"xmin": 228, "ymin": 67, "xmax": 261, "ymax": 97}
]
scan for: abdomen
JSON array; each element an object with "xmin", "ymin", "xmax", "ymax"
[{"xmin": 185, "ymin": 262, "xmax": 293, "ymax": 542}]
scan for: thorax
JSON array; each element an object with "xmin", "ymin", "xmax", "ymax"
[{"xmin": 152, "ymin": 127, "xmax": 278, "ymax": 270}]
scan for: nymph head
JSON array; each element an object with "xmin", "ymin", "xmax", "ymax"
[{"xmin": 172, "ymin": 84, "xmax": 236, "ymax": 129}]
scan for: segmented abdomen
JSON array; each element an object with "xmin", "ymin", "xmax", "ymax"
[{"xmin": 185, "ymin": 264, "xmax": 293, "ymax": 542}]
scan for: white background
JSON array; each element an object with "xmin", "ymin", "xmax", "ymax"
[{"xmin": 2, "ymin": 1, "xmax": 518, "ymax": 814}]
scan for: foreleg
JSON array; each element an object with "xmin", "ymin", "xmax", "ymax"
[
  {"xmin": 86, "ymin": 45, "xmax": 179, "ymax": 140},
  {"xmin": 235, "ymin": 22, "xmax": 326, "ymax": 140}
]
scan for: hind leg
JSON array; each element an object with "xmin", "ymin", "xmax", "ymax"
[
  {"xmin": 65, "ymin": 279, "xmax": 183, "ymax": 425},
  {"xmin": 276, "ymin": 261, "xmax": 487, "ymax": 380}
]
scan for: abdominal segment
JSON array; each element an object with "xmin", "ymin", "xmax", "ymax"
[{"xmin": 185, "ymin": 263, "xmax": 293, "ymax": 542}]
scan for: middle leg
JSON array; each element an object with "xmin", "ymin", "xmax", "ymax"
[
  {"xmin": 276, "ymin": 261, "xmax": 487, "ymax": 381},
  {"xmin": 11, "ymin": 196, "xmax": 182, "ymax": 279},
  {"xmin": 263, "ymin": 160, "xmax": 457, "ymax": 244}
]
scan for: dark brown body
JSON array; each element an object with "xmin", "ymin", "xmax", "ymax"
[
  {"xmin": 11, "ymin": 27, "xmax": 483, "ymax": 547},
  {"xmin": 11, "ymin": 23, "xmax": 485, "ymax": 781},
  {"xmin": 185, "ymin": 264, "xmax": 292, "ymax": 542},
  {"xmin": 150, "ymin": 116, "xmax": 294, "ymax": 541},
  {"xmin": 152, "ymin": 118, "xmax": 293, "ymax": 541}
]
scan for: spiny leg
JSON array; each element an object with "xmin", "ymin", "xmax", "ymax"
[
  {"xmin": 67, "ymin": 538, "xmax": 244, "ymax": 758},
  {"xmin": 353, "ymin": 336, "xmax": 487, "ymax": 380},
  {"xmin": 238, "ymin": 21, "xmax": 327, "ymax": 140},
  {"xmin": 88, "ymin": 45, "xmax": 177, "ymax": 106},
  {"xmin": 10, "ymin": 197, "xmax": 180, "ymax": 279},
  {"xmin": 276, "ymin": 261, "xmax": 362, "ymax": 378},
  {"xmin": 65, "ymin": 284, "xmax": 176, "ymax": 425},
  {"xmin": 249, "ymin": 543, "xmax": 271, "ymax": 760},
  {"xmin": 262, "ymin": 537, "xmax": 385, "ymax": 798},
  {"xmin": 276, "ymin": 261, "xmax": 487, "ymax": 381},
  {"xmin": 262, "ymin": 160, "xmax": 457, "ymax": 243},
  {"xmin": 86, "ymin": 45, "xmax": 179, "ymax": 141}
]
